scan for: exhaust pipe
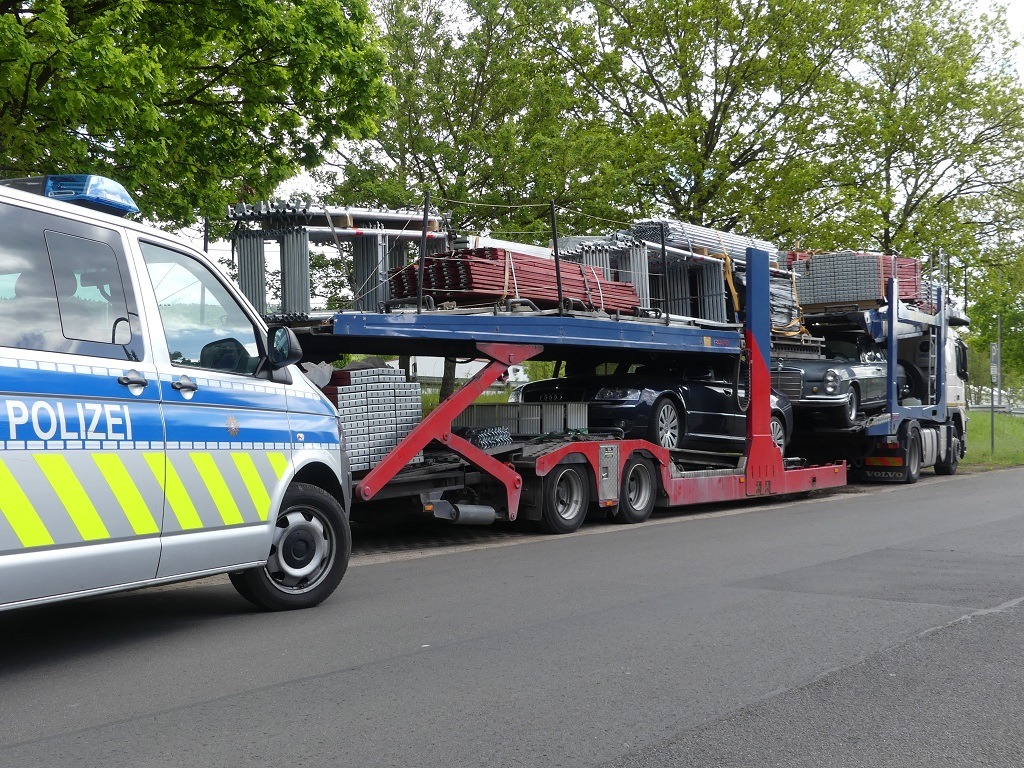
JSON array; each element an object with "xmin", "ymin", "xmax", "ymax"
[
  {"xmin": 426, "ymin": 500, "xmax": 497, "ymax": 526},
  {"xmin": 451, "ymin": 504, "xmax": 497, "ymax": 526}
]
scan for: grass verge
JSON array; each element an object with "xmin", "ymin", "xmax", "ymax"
[{"xmin": 963, "ymin": 409, "xmax": 1024, "ymax": 469}]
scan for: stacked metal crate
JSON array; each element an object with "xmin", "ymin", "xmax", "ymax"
[
  {"xmin": 334, "ymin": 367, "xmax": 423, "ymax": 472},
  {"xmin": 793, "ymin": 251, "xmax": 887, "ymax": 307},
  {"xmin": 646, "ymin": 248, "xmax": 729, "ymax": 323},
  {"xmin": 559, "ymin": 237, "xmax": 652, "ymax": 310},
  {"xmin": 453, "ymin": 403, "xmax": 589, "ymax": 435}
]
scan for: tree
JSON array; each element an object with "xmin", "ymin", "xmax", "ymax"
[
  {"xmin": 320, "ymin": 0, "xmax": 628, "ymax": 242},
  {"xmin": 813, "ymin": 0, "xmax": 1024, "ymax": 262},
  {"xmin": 528, "ymin": 0, "xmax": 874, "ymax": 242},
  {"xmin": 0, "ymin": 0, "xmax": 391, "ymax": 225}
]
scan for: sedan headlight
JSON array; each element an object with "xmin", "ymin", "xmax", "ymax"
[
  {"xmin": 823, "ymin": 369, "xmax": 840, "ymax": 395},
  {"xmin": 508, "ymin": 386, "xmax": 524, "ymax": 403},
  {"xmin": 594, "ymin": 387, "xmax": 642, "ymax": 402}
]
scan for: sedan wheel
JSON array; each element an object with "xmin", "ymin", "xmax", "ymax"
[
  {"xmin": 769, "ymin": 414, "xmax": 787, "ymax": 452},
  {"xmin": 649, "ymin": 397, "xmax": 681, "ymax": 449},
  {"xmin": 842, "ymin": 387, "xmax": 859, "ymax": 427}
]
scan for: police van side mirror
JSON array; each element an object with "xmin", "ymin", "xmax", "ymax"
[{"xmin": 267, "ymin": 326, "xmax": 303, "ymax": 370}]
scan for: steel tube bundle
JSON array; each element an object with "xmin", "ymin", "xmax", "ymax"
[
  {"xmin": 388, "ymin": 248, "xmax": 641, "ymax": 312},
  {"xmin": 631, "ymin": 219, "xmax": 776, "ymax": 262}
]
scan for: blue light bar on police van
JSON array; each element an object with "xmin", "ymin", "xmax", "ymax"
[{"xmin": 0, "ymin": 174, "xmax": 140, "ymax": 216}]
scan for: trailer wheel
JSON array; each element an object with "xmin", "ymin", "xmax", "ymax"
[
  {"xmin": 230, "ymin": 482, "xmax": 351, "ymax": 610},
  {"xmin": 904, "ymin": 428, "xmax": 922, "ymax": 484},
  {"xmin": 649, "ymin": 397, "xmax": 682, "ymax": 449},
  {"xmin": 612, "ymin": 455, "xmax": 657, "ymax": 525},
  {"xmin": 541, "ymin": 464, "xmax": 590, "ymax": 534},
  {"xmin": 935, "ymin": 426, "xmax": 961, "ymax": 476}
]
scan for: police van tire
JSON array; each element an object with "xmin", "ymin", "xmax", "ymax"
[{"xmin": 230, "ymin": 482, "xmax": 351, "ymax": 611}]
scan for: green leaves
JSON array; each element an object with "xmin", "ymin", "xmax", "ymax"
[{"xmin": 0, "ymin": 0, "xmax": 390, "ymax": 225}]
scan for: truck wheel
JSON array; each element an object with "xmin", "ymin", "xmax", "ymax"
[
  {"xmin": 935, "ymin": 427, "xmax": 961, "ymax": 476},
  {"xmin": 541, "ymin": 464, "xmax": 590, "ymax": 534},
  {"xmin": 649, "ymin": 397, "xmax": 681, "ymax": 449},
  {"xmin": 842, "ymin": 388, "xmax": 859, "ymax": 427},
  {"xmin": 612, "ymin": 455, "xmax": 657, "ymax": 525},
  {"xmin": 904, "ymin": 428, "xmax": 922, "ymax": 484},
  {"xmin": 230, "ymin": 482, "xmax": 351, "ymax": 610}
]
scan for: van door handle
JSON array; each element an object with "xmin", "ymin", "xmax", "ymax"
[
  {"xmin": 172, "ymin": 375, "xmax": 199, "ymax": 392},
  {"xmin": 117, "ymin": 371, "xmax": 149, "ymax": 387}
]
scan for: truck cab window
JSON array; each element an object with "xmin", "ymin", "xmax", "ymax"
[{"xmin": 140, "ymin": 242, "xmax": 261, "ymax": 374}]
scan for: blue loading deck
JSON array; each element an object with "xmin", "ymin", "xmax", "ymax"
[{"xmin": 297, "ymin": 310, "xmax": 745, "ymax": 361}]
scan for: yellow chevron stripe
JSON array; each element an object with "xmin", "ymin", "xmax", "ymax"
[
  {"xmin": 267, "ymin": 451, "xmax": 289, "ymax": 480},
  {"xmin": 93, "ymin": 454, "xmax": 160, "ymax": 535},
  {"xmin": 145, "ymin": 453, "xmax": 203, "ymax": 530},
  {"xmin": 0, "ymin": 458, "xmax": 54, "ymax": 547},
  {"xmin": 34, "ymin": 455, "xmax": 110, "ymax": 541},
  {"xmin": 190, "ymin": 453, "xmax": 244, "ymax": 526},
  {"xmin": 232, "ymin": 453, "xmax": 272, "ymax": 521}
]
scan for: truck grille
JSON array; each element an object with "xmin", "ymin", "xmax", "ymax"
[{"xmin": 771, "ymin": 369, "xmax": 803, "ymax": 400}]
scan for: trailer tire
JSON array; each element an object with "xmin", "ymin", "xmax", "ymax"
[
  {"xmin": 935, "ymin": 426, "xmax": 961, "ymax": 476},
  {"xmin": 541, "ymin": 463, "xmax": 590, "ymax": 534},
  {"xmin": 612, "ymin": 455, "xmax": 657, "ymax": 525},
  {"xmin": 230, "ymin": 482, "xmax": 351, "ymax": 610},
  {"xmin": 904, "ymin": 428, "xmax": 922, "ymax": 484}
]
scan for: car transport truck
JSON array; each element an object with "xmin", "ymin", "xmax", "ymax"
[
  {"xmin": 775, "ymin": 250, "xmax": 969, "ymax": 483},
  {"xmin": 0, "ymin": 176, "xmax": 849, "ymax": 613}
]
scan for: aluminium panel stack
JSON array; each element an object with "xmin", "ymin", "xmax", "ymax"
[
  {"xmin": 791, "ymin": 251, "xmax": 926, "ymax": 309},
  {"xmin": 332, "ymin": 367, "xmax": 423, "ymax": 472},
  {"xmin": 792, "ymin": 251, "xmax": 886, "ymax": 307}
]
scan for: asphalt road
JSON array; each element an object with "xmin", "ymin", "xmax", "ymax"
[{"xmin": 2, "ymin": 469, "xmax": 1024, "ymax": 768}]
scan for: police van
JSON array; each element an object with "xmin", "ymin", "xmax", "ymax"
[{"xmin": 0, "ymin": 175, "xmax": 351, "ymax": 612}]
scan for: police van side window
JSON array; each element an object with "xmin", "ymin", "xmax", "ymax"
[
  {"xmin": 0, "ymin": 202, "xmax": 142, "ymax": 360},
  {"xmin": 140, "ymin": 242, "xmax": 261, "ymax": 374}
]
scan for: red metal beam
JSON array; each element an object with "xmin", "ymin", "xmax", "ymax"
[{"xmin": 355, "ymin": 342, "xmax": 543, "ymax": 521}]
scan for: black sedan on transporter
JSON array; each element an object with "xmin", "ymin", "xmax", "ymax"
[{"xmin": 509, "ymin": 356, "xmax": 793, "ymax": 453}]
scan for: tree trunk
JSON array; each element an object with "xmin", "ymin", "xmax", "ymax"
[{"xmin": 439, "ymin": 357, "xmax": 457, "ymax": 401}]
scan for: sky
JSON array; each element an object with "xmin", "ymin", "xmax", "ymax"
[{"xmin": 1001, "ymin": 1, "xmax": 1024, "ymax": 70}]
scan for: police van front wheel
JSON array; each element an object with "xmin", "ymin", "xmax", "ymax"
[{"xmin": 230, "ymin": 482, "xmax": 351, "ymax": 611}]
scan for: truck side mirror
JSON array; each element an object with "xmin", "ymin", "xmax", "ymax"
[{"xmin": 267, "ymin": 326, "xmax": 303, "ymax": 370}]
